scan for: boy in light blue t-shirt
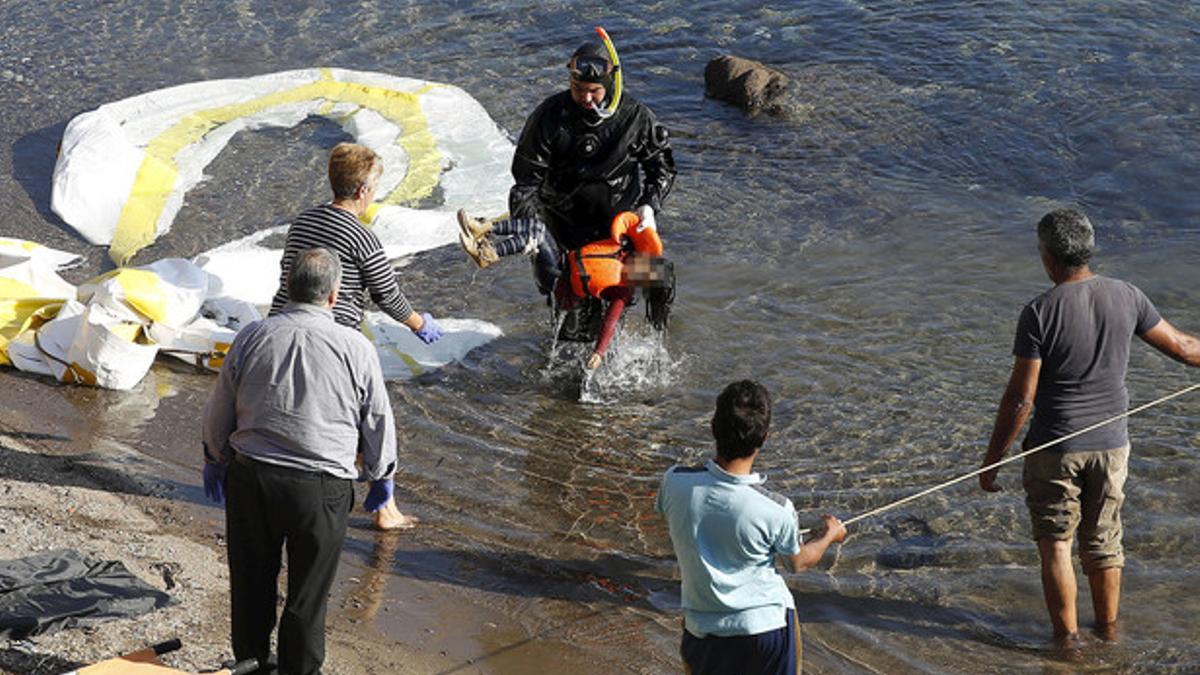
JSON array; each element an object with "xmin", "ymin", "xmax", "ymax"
[{"xmin": 656, "ymin": 380, "xmax": 847, "ymax": 675}]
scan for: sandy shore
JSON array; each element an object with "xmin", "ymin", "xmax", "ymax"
[
  {"xmin": 0, "ymin": 412, "xmax": 451, "ymax": 674},
  {"xmin": 0, "ymin": 426, "xmax": 231, "ymax": 673}
]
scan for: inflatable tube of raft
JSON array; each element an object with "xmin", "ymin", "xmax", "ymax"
[
  {"xmin": 23, "ymin": 70, "xmax": 513, "ymax": 388},
  {"xmin": 51, "ymin": 68, "xmax": 515, "ymax": 264}
]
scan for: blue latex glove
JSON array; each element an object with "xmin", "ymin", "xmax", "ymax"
[
  {"xmin": 203, "ymin": 462, "xmax": 227, "ymax": 505},
  {"xmin": 414, "ymin": 312, "xmax": 443, "ymax": 344},
  {"xmin": 364, "ymin": 478, "xmax": 394, "ymax": 513}
]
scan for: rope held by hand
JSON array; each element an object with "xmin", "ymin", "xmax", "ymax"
[{"xmin": 798, "ymin": 382, "xmax": 1199, "ymax": 536}]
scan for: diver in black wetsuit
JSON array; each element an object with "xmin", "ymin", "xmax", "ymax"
[{"xmin": 459, "ymin": 37, "xmax": 676, "ymax": 341}]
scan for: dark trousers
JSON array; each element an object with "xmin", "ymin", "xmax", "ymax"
[
  {"xmin": 681, "ymin": 608, "xmax": 801, "ymax": 675},
  {"xmin": 225, "ymin": 455, "xmax": 352, "ymax": 675},
  {"xmin": 529, "ymin": 231, "xmax": 565, "ymax": 297}
]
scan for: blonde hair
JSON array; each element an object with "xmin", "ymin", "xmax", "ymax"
[{"xmin": 328, "ymin": 143, "xmax": 382, "ymax": 199}]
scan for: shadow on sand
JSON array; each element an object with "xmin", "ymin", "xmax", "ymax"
[
  {"xmin": 340, "ymin": 531, "xmax": 1029, "ymax": 673},
  {"xmin": 0, "ymin": 433, "xmax": 206, "ymax": 508},
  {"xmin": 11, "ymin": 121, "xmax": 71, "ymax": 233}
]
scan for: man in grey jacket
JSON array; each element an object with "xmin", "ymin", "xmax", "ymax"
[{"xmin": 203, "ymin": 247, "xmax": 398, "ymax": 675}]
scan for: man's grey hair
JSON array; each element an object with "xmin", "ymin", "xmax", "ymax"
[
  {"xmin": 1037, "ymin": 208, "xmax": 1095, "ymax": 268},
  {"xmin": 288, "ymin": 248, "xmax": 342, "ymax": 304}
]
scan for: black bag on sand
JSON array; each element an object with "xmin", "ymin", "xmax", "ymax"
[{"xmin": 0, "ymin": 549, "xmax": 173, "ymax": 640}]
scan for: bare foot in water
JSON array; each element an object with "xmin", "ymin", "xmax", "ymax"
[
  {"xmin": 374, "ymin": 497, "xmax": 420, "ymax": 531},
  {"xmin": 1095, "ymin": 621, "xmax": 1120, "ymax": 642},
  {"xmin": 1053, "ymin": 632, "xmax": 1085, "ymax": 662}
]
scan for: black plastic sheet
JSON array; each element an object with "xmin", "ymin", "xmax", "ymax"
[{"xmin": 0, "ymin": 549, "xmax": 173, "ymax": 639}]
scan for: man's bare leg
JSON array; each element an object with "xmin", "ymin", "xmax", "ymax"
[
  {"xmin": 1037, "ymin": 538, "xmax": 1078, "ymax": 641},
  {"xmin": 374, "ymin": 496, "xmax": 419, "ymax": 531},
  {"xmin": 1087, "ymin": 566, "xmax": 1121, "ymax": 640}
]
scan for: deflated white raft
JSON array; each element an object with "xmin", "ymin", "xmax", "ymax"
[
  {"xmin": 0, "ymin": 238, "xmax": 81, "ymax": 367},
  {"xmin": 51, "ymin": 67, "xmax": 514, "ymax": 265},
  {"xmin": 365, "ymin": 316, "xmax": 502, "ymax": 380},
  {"xmin": 0, "ymin": 244, "xmax": 504, "ymax": 388},
  {"xmin": 28, "ymin": 69, "xmax": 515, "ymax": 386}
]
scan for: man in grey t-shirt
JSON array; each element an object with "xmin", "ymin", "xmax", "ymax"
[{"xmin": 979, "ymin": 209, "xmax": 1200, "ymax": 647}]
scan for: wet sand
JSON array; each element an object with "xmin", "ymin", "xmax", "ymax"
[{"xmin": 0, "ymin": 367, "xmax": 680, "ymax": 674}]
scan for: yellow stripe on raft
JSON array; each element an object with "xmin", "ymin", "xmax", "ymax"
[
  {"xmin": 77, "ymin": 267, "xmax": 170, "ymax": 324},
  {"xmin": 111, "ymin": 70, "xmax": 444, "ymax": 264},
  {"xmin": 0, "ymin": 238, "xmax": 44, "ymax": 254},
  {"xmin": 359, "ymin": 321, "xmax": 423, "ymax": 377},
  {"xmin": 112, "ymin": 268, "xmax": 170, "ymax": 324},
  {"xmin": 0, "ymin": 278, "xmax": 62, "ymax": 366}
]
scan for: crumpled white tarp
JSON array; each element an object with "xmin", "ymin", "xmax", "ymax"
[
  {"xmin": 3, "ymin": 240, "xmax": 506, "ymax": 387},
  {"xmin": 0, "ymin": 239, "xmax": 81, "ymax": 368},
  {"xmin": 0, "ymin": 238, "xmax": 80, "ymax": 299},
  {"xmin": 4, "ymin": 254, "xmax": 247, "ymax": 389},
  {"xmin": 18, "ymin": 69, "xmax": 515, "ymax": 388},
  {"xmin": 365, "ymin": 315, "xmax": 504, "ymax": 380},
  {"xmin": 6, "ymin": 299, "xmax": 85, "ymax": 378},
  {"xmin": 51, "ymin": 68, "xmax": 514, "ymax": 265}
]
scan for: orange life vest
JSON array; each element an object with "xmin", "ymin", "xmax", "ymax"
[{"xmin": 567, "ymin": 211, "xmax": 664, "ymax": 298}]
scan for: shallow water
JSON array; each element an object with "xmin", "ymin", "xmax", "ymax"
[{"xmin": 3, "ymin": 1, "xmax": 1199, "ymax": 672}]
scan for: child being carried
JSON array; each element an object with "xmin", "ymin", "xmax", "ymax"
[{"xmin": 457, "ymin": 209, "xmax": 674, "ymax": 370}]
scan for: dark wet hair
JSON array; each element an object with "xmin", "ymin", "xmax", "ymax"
[
  {"xmin": 1037, "ymin": 208, "xmax": 1095, "ymax": 268},
  {"xmin": 288, "ymin": 248, "xmax": 342, "ymax": 304},
  {"xmin": 643, "ymin": 258, "xmax": 675, "ymax": 331},
  {"xmin": 711, "ymin": 380, "xmax": 772, "ymax": 460}
]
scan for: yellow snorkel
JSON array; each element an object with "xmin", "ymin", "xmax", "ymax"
[{"xmin": 594, "ymin": 26, "xmax": 623, "ymax": 119}]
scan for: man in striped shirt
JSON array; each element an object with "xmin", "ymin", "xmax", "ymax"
[{"xmin": 269, "ymin": 142, "xmax": 443, "ymax": 343}]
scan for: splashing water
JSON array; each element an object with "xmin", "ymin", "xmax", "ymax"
[
  {"xmin": 540, "ymin": 309, "xmax": 572, "ymax": 382},
  {"xmin": 579, "ymin": 322, "xmax": 681, "ymax": 404},
  {"xmin": 538, "ymin": 305, "xmax": 681, "ymax": 401}
]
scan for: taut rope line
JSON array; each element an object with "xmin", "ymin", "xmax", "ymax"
[{"xmin": 798, "ymin": 382, "xmax": 1199, "ymax": 536}]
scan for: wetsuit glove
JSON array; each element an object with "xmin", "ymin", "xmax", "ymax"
[
  {"xmin": 364, "ymin": 478, "xmax": 394, "ymax": 513},
  {"xmin": 203, "ymin": 462, "xmax": 227, "ymax": 505},
  {"xmin": 635, "ymin": 204, "xmax": 656, "ymax": 233},
  {"xmin": 414, "ymin": 312, "xmax": 443, "ymax": 344}
]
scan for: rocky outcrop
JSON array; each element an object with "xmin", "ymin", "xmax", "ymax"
[{"xmin": 704, "ymin": 55, "xmax": 790, "ymax": 115}]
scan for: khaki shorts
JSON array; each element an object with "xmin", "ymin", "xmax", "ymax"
[{"xmin": 1022, "ymin": 444, "xmax": 1129, "ymax": 573}]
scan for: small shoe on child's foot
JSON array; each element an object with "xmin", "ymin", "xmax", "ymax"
[
  {"xmin": 458, "ymin": 230, "xmax": 478, "ymax": 257},
  {"xmin": 457, "ymin": 208, "xmax": 494, "ymax": 240},
  {"xmin": 459, "ymin": 231, "xmax": 499, "ymax": 268}
]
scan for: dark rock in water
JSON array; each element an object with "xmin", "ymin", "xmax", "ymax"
[
  {"xmin": 876, "ymin": 515, "xmax": 963, "ymax": 569},
  {"xmin": 704, "ymin": 55, "xmax": 790, "ymax": 116},
  {"xmin": 877, "ymin": 534, "xmax": 947, "ymax": 570},
  {"xmin": 876, "ymin": 518, "xmax": 984, "ymax": 570}
]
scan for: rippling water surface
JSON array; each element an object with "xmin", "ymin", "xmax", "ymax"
[{"xmin": 3, "ymin": 1, "xmax": 1198, "ymax": 672}]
